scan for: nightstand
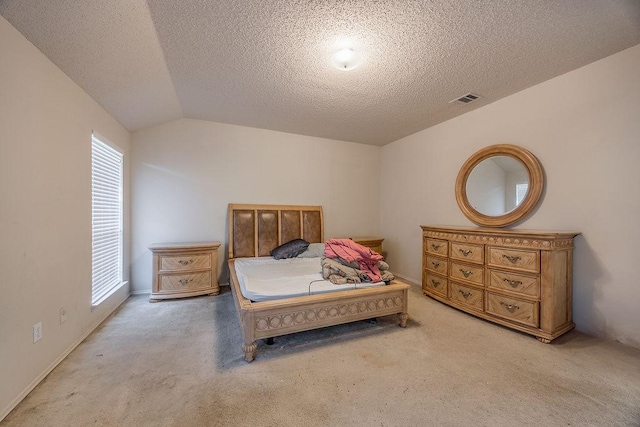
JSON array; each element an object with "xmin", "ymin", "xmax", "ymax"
[
  {"xmin": 149, "ymin": 241, "xmax": 221, "ymax": 302},
  {"xmin": 349, "ymin": 237, "xmax": 384, "ymax": 255}
]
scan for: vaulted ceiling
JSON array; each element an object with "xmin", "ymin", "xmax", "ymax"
[{"xmin": 1, "ymin": 1, "xmax": 639, "ymax": 145}]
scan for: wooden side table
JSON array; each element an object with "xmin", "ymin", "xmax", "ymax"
[
  {"xmin": 149, "ymin": 241, "xmax": 221, "ymax": 302},
  {"xmin": 349, "ymin": 237, "xmax": 384, "ymax": 255}
]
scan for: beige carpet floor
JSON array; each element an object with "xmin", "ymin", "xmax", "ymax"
[{"xmin": 3, "ymin": 284, "xmax": 640, "ymax": 426}]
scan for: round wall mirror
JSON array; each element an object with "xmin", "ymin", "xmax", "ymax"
[{"xmin": 455, "ymin": 144, "xmax": 543, "ymax": 227}]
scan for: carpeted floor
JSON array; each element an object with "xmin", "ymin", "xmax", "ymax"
[{"xmin": 3, "ymin": 284, "xmax": 640, "ymax": 426}]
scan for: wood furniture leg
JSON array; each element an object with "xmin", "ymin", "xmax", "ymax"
[
  {"xmin": 399, "ymin": 312, "xmax": 408, "ymax": 328},
  {"xmin": 242, "ymin": 342, "xmax": 258, "ymax": 362}
]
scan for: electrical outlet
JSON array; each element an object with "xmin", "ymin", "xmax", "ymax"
[
  {"xmin": 59, "ymin": 307, "xmax": 67, "ymax": 324},
  {"xmin": 33, "ymin": 322, "xmax": 42, "ymax": 343}
]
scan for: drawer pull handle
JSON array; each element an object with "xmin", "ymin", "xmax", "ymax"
[
  {"xmin": 178, "ymin": 259, "xmax": 193, "ymax": 266},
  {"xmin": 502, "ymin": 255, "xmax": 522, "ymax": 264},
  {"xmin": 503, "ymin": 278, "xmax": 523, "ymax": 287},
  {"xmin": 500, "ymin": 301, "xmax": 520, "ymax": 312},
  {"xmin": 431, "ymin": 279, "xmax": 441, "ymax": 288},
  {"xmin": 431, "ymin": 244, "xmax": 441, "ymax": 251},
  {"xmin": 431, "ymin": 261, "xmax": 441, "ymax": 268},
  {"xmin": 178, "ymin": 279, "xmax": 193, "ymax": 285},
  {"xmin": 459, "ymin": 269, "xmax": 473, "ymax": 278},
  {"xmin": 459, "ymin": 249, "xmax": 472, "ymax": 257},
  {"xmin": 459, "ymin": 290, "xmax": 472, "ymax": 299}
]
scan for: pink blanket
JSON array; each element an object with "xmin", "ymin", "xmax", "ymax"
[{"xmin": 324, "ymin": 238, "xmax": 383, "ymax": 282}]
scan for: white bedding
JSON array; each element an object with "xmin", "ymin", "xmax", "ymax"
[{"xmin": 234, "ymin": 257, "xmax": 385, "ymax": 302}]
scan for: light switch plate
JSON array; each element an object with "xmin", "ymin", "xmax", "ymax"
[{"xmin": 33, "ymin": 322, "xmax": 42, "ymax": 343}]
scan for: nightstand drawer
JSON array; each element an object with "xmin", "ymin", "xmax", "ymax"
[
  {"xmin": 159, "ymin": 272, "xmax": 211, "ymax": 292},
  {"xmin": 161, "ymin": 254, "xmax": 211, "ymax": 271}
]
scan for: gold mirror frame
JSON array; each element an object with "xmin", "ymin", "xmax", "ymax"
[{"xmin": 455, "ymin": 144, "xmax": 544, "ymax": 227}]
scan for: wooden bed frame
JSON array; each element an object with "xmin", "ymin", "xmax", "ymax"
[{"xmin": 227, "ymin": 204, "xmax": 409, "ymax": 362}]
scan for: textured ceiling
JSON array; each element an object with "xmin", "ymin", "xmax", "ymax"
[{"xmin": 1, "ymin": 1, "xmax": 639, "ymax": 146}]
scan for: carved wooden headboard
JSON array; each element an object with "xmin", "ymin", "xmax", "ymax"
[{"xmin": 228, "ymin": 204, "xmax": 324, "ymax": 259}]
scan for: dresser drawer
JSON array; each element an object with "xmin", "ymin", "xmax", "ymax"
[
  {"xmin": 489, "ymin": 270, "xmax": 539, "ymax": 297},
  {"xmin": 450, "ymin": 261, "xmax": 484, "ymax": 286},
  {"xmin": 485, "ymin": 292, "xmax": 539, "ymax": 328},
  {"xmin": 449, "ymin": 282, "xmax": 483, "ymax": 310},
  {"xmin": 425, "ymin": 238, "xmax": 448, "ymax": 256},
  {"xmin": 424, "ymin": 272, "xmax": 448, "ymax": 297},
  {"xmin": 425, "ymin": 255, "xmax": 448, "ymax": 275},
  {"xmin": 450, "ymin": 242, "xmax": 484, "ymax": 264},
  {"xmin": 487, "ymin": 247, "xmax": 539, "ymax": 274},
  {"xmin": 159, "ymin": 272, "xmax": 212, "ymax": 292},
  {"xmin": 160, "ymin": 253, "xmax": 211, "ymax": 271}
]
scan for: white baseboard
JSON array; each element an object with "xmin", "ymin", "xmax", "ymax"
[
  {"xmin": 0, "ymin": 292, "xmax": 130, "ymax": 422},
  {"xmin": 130, "ymin": 283, "xmax": 229, "ymax": 296},
  {"xmin": 393, "ymin": 273, "xmax": 421, "ymax": 287}
]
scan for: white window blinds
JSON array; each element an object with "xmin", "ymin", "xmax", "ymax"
[
  {"xmin": 516, "ymin": 183, "xmax": 528, "ymax": 206},
  {"xmin": 91, "ymin": 134, "xmax": 123, "ymax": 306}
]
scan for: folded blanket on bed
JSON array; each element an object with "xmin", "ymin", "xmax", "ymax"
[
  {"xmin": 324, "ymin": 238, "xmax": 384, "ymax": 282},
  {"xmin": 321, "ymin": 256, "xmax": 394, "ymax": 285}
]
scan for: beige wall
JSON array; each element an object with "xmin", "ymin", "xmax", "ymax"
[
  {"xmin": 131, "ymin": 118, "xmax": 381, "ymax": 293},
  {"xmin": 381, "ymin": 44, "xmax": 640, "ymax": 347},
  {"xmin": 0, "ymin": 16, "xmax": 131, "ymax": 419},
  {"xmin": 2, "ymin": 7, "xmax": 638, "ymax": 420}
]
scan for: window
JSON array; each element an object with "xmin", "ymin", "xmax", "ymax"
[
  {"xmin": 515, "ymin": 182, "xmax": 528, "ymax": 206},
  {"xmin": 91, "ymin": 133, "xmax": 123, "ymax": 306}
]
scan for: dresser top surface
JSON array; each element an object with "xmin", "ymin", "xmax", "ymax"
[
  {"xmin": 149, "ymin": 241, "xmax": 221, "ymax": 251},
  {"xmin": 421, "ymin": 225, "xmax": 580, "ymax": 239}
]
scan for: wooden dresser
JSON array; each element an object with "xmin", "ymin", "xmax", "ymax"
[
  {"xmin": 421, "ymin": 226, "xmax": 579, "ymax": 343},
  {"xmin": 149, "ymin": 241, "xmax": 221, "ymax": 302}
]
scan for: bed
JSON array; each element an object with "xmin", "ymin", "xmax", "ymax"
[{"xmin": 227, "ymin": 204, "xmax": 409, "ymax": 362}]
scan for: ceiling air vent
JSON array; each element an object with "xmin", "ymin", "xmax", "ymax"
[{"xmin": 450, "ymin": 93, "xmax": 481, "ymax": 105}]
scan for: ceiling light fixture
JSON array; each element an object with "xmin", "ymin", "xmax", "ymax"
[{"xmin": 330, "ymin": 48, "xmax": 361, "ymax": 71}]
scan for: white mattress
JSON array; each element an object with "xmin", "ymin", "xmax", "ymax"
[{"xmin": 234, "ymin": 257, "xmax": 385, "ymax": 302}]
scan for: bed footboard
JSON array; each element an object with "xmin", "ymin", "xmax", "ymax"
[{"xmin": 229, "ymin": 259, "xmax": 409, "ymax": 362}]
